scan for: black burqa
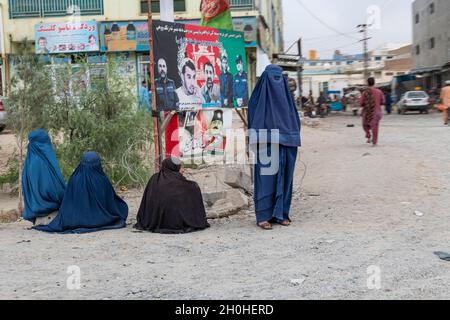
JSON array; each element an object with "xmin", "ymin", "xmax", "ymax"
[{"xmin": 134, "ymin": 158, "xmax": 209, "ymax": 234}]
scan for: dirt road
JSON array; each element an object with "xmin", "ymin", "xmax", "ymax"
[{"xmin": 1, "ymin": 112, "xmax": 450, "ymax": 299}]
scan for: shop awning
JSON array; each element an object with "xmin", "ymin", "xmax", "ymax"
[{"xmin": 410, "ymin": 66, "xmax": 442, "ymax": 74}]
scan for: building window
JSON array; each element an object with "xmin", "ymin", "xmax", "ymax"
[
  {"xmin": 346, "ymin": 61, "xmax": 353, "ymax": 65},
  {"xmin": 430, "ymin": 37, "xmax": 435, "ymax": 49},
  {"xmin": 415, "ymin": 13, "xmax": 420, "ymax": 24},
  {"xmin": 375, "ymin": 56, "xmax": 382, "ymax": 61},
  {"xmin": 429, "ymin": 3, "xmax": 435, "ymax": 14},
  {"xmin": 140, "ymin": 0, "xmax": 186, "ymax": 13},
  {"xmin": 416, "ymin": 45, "xmax": 420, "ymax": 55},
  {"xmin": 385, "ymin": 72, "xmax": 394, "ymax": 76},
  {"xmin": 229, "ymin": 0, "xmax": 255, "ymax": 10},
  {"xmin": 8, "ymin": 0, "xmax": 104, "ymax": 19}
]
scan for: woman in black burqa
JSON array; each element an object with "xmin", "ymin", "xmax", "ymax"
[{"xmin": 134, "ymin": 157, "xmax": 209, "ymax": 234}]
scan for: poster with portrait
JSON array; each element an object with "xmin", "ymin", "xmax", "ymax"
[
  {"xmin": 35, "ymin": 21, "xmax": 100, "ymax": 54},
  {"xmin": 177, "ymin": 109, "xmax": 233, "ymax": 160},
  {"xmin": 153, "ymin": 20, "xmax": 248, "ymax": 112}
]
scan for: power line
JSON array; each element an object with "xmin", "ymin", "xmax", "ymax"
[
  {"xmin": 313, "ymin": 40, "xmax": 361, "ymax": 55},
  {"xmin": 303, "ymin": 32, "xmax": 360, "ymax": 42},
  {"xmin": 284, "ymin": 39, "xmax": 300, "ymax": 54},
  {"xmin": 294, "ymin": 0, "xmax": 360, "ymax": 41},
  {"xmin": 285, "ymin": 34, "xmax": 362, "ymax": 55}
]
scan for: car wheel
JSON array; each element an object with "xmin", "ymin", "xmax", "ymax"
[
  {"xmin": 424, "ymin": 109, "xmax": 429, "ymax": 114},
  {"xmin": 0, "ymin": 124, "xmax": 6, "ymax": 133}
]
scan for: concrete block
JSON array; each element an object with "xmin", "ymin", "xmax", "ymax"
[
  {"xmin": 34, "ymin": 211, "xmax": 58, "ymax": 226},
  {"xmin": 206, "ymin": 189, "xmax": 249, "ymax": 219},
  {"xmin": 224, "ymin": 165, "xmax": 253, "ymax": 193}
]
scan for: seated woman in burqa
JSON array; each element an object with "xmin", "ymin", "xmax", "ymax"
[
  {"xmin": 22, "ymin": 129, "xmax": 65, "ymax": 225},
  {"xmin": 134, "ymin": 157, "xmax": 209, "ymax": 234},
  {"xmin": 33, "ymin": 151, "xmax": 128, "ymax": 234}
]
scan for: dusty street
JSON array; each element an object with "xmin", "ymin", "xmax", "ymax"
[{"xmin": 1, "ymin": 112, "xmax": 450, "ymax": 300}]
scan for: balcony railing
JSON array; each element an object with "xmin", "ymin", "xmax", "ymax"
[
  {"xmin": 229, "ymin": 0, "xmax": 255, "ymax": 10},
  {"xmin": 8, "ymin": 0, "xmax": 104, "ymax": 19}
]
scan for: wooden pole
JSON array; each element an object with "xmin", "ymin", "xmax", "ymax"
[{"xmin": 147, "ymin": 0, "xmax": 161, "ymax": 170}]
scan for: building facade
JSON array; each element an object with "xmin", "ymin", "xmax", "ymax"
[
  {"xmin": 0, "ymin": 0, "xmax": 284, "ymax": 97},
  {"xmin": 301, "ymin": 43, "xmax": 412, "ymax": 98},
  {"xmin": 412, "ymin": 0, "xmax": 450, "ymax": 88}
]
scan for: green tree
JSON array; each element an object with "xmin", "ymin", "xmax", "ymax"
[
  {"xmin": 4, "ymin": 41, "xmax": 54, "ymax": 212},
  {"xmin": 46, "ymin": 58, "xmax": 155, "ymax": 187},
  {"xmin": 3, "ymin": 45, "xmax": 155, "ymax": 214}
]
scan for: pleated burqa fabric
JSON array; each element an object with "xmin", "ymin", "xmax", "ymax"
[
  {"xmin": 34, "ymin": 152, "xmax": 128, "ymax": 234},
  {"xmin": 134, "ymin": 158, "xmax": 209, "ymax": 234},
  {"xmin": 22, "ymin": 129, "xmax": 65, "ymax": 223},
  {"xmin": 248, "ymin": 65, "xmax": 301, "ymax": 224}
]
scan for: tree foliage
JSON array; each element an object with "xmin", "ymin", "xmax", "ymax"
[{"xmin": 2, "ymin": 43, "xmax": 155, "ymax": 196}]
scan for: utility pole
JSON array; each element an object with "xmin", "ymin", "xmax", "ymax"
[
  {"xmin": 357, "ymin": 24, "xmax": 371, "ymax": 81},
  {"xmin": 147, "ymin": 0, "xmax": 161, "ymax": 170},
  {"xmin": 297, "ymin": 38, "xmax": 303, "ymax": 108}
]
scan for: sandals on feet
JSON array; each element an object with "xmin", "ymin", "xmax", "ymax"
[
  {"xmin": 279, "ymin": 220, "xmax": 291, "ymax": 226},
  {"xmin": 258, "ymin": 221, "xmax": 273, "ymax": 230}
]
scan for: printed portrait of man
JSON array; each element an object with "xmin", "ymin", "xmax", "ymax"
[
  {"xmin": 201, "ymin": 61, "xmax": 221, "ymax": 105},
  {"xmin": 233, "ymin": 54, "xmax": 248, "ymax": 108},
  {"xmin": 155, "ymin": 58, "xmax": 180, "ymax": 111},
  {"xmin": 219, "ymin": 53, "xmax": 234, "ymax": 108},
  {"xmin": 37, "ymin": 37, "xmax": 50, "ymax": 54},
  {"xmin": 205, "ymin": 109, "xmax": 226, "ymax": 156},
  {"xmin": 176, "ymin": 58, "xmax": 202, "ymax": 110}
]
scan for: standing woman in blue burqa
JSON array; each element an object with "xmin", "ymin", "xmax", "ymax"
[
  {"xmin": 248, "ymin": 65, "xmax": 301, "ymax": 230},
  {"xmin": 34, "ymin": 151, "xmax": 128, "ymax": 234},
  {"xmin": 22, "ymin": 129, "xmax": 65, "ymax": 224}
]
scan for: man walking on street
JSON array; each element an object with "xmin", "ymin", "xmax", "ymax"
[
  {"xmin": 384, "ymin": 89, "xmax": 393, "ymax": 115},
  {"xmin": 360, "ymin": 77, "xmax": 385, "ymax": 146},
  {"xmin": 441, "ymin": 80, "xmax": 450, "ymax": 125},
  {"xmin": 139, "ymin": 81, "xmax": 151, "ymax": 112}
]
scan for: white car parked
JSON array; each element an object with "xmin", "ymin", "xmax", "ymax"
[{"xmin": 397, "ymin": 91, "xmax": 431, "ymax": 115}]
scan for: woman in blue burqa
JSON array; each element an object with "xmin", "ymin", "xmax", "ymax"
[
  {"xmin": 34, "ymin": 151, "xmax": 128, "ymax": 234},
  {"xmin": 248, "ymin": 65, "xmax": 301, "ymax": 230},
  {"xmin": 22, "ymin": 129, "xmax": 65, "ymax": 224}
]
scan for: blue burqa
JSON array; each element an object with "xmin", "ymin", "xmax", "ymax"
[
  {"xmin": 33, "ymin": 152, "xmax": 128, "ymax": 234},
  {"xmin": 248, "ymin": 65, "xmax": 301, "ymax": 224},
  {"xmin": 22, "ymin": 129, "xmax": 65, "ymax": 223}
]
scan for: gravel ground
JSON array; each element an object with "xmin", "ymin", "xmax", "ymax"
[{"xmin": 1, "ymin": 112, "xmax": 450, "ymax": 300}]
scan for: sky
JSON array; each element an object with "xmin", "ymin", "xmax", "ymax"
[{"xmin": 283, "ymin": 0, "xmax": 414, "ymax": 59}]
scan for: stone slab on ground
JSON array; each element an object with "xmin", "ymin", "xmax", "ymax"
[
  {"xmin": 34, "ymin": 211, "xmax": 58, "ymax": 226},
  {"xmin": 223, "ymin": 165, "xmax": 252, "ymax": 194},
  {"xmin": 206, "ymin": 189, "xmax": 249, "ymax": 219},
  {"xmin": 0, "ymin": 209, "xmax": 19, "ymax": 223}
]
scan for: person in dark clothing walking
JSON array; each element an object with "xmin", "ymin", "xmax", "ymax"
[{"xmin": 384, "ymin": 90, "xmax": 393, "ymax": 114}]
